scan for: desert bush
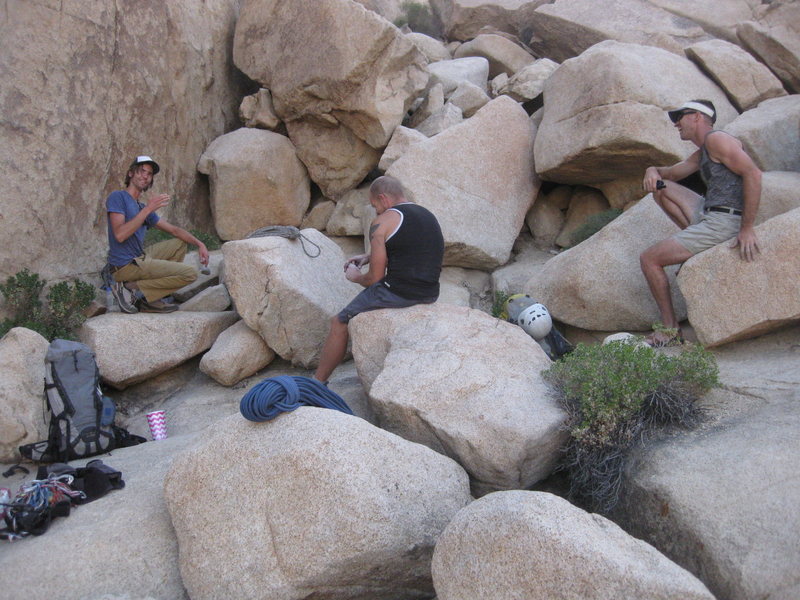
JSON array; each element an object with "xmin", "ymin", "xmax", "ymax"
[
  {"xmin": 0, "ymin": 269, "xmax": 95, "ymax": 340},
  {"xmin": 543, "ymin": 338, "xmax": 718, "ymax": 513},
  {"xmin": 569, "ymin": 208, "xmax": 622, "ymax": 247},
  {"xmin": 491, "ymin": 290, "xmax": 511, "ymax": 319}
]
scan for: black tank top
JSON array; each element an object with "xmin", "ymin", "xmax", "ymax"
[{"xmin": 382, "ymin": 203, "xmax": 444, "ymax": 300}]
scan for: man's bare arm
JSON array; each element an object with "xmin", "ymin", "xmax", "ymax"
[
  {"xmin": 109, "ymin": 193, "xmax": 169, "ymax": 243},
  {"xmin": 643, "ymin": 151, "xmax": 701, "ymax": 193},
  {"xmin": 345, "ymin": 213, "xmax": 398, "ymax": 287}
]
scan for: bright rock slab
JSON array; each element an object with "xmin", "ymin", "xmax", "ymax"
[
  {"xmin": 677, "ymin": 207, "xmax": 800, "ymax": 347},
  {"xmin": 432, "ymin": 491, "xmax": 715, "ymax": 600},
  {"xmin": 164, "ymin": 408, "xmax": 472, "ymax": 600},
  {"xmin": 223, "ymin": 230, "xmax": 361, "ymax": 368},
  {"xmin": 349, "ymin": 303, "xmax": 567, "ymax": 496},
  {"xmin": 199, "ymin": 320, "xmax": 275, "ymax": 387},
  {"xmin": 388, "ymin": 96, "xmax": 539, "ymax": 270},
  {"xmin": 79, "ymin": 311, "xmax": 237, "ymax": 389}
]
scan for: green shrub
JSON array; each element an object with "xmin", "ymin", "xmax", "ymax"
[
  {"xmin": 393, "ymin": 1, "xmax": 442, "ymax": 38},
  {"xmin": 569, "ymin": 208, "xmax": 622, "ymax": 247},
  {"xmin": 491, "ymin": 290, "xmax": 511, "ymax": 319},
  {"xmin": 0, "ymin": 269, "xmax": 95, "ymax": 341},
  {"xmin": 543, "ymin": 338, "xmax": 718, "ymax": 512},
  {"xmin": 144, "ymin": 228, "xmax": 222, "ymax": 251}
]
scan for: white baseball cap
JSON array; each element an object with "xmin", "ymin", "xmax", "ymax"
[
  {"xmin": 130, "ymin": 155, "xmax": 160, "ymax": 175},
  {"xmin": 668, "ymin": 101, "xmax": 716, "ymax": 124}
]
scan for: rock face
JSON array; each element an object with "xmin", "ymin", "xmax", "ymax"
[
  {"xmin": 447, "ymin": 80, "xmax": 491, "ymax": 117},
  {"xmin": 432, "ymin": 491, "xmax": 715, "ymax": 600},
  {"xmin": 496, "ymin": 58, "xmax": 559, "ymax": 103},
  {"xmin": 0, "ymin": 0, "xmax": 245, "ymax": 284},
  {"xmin": 406, "ymin": 32, "xmax": 452, "ymax": 63},
  {"xmin": 453, "ymin": 33, "xmax": 535, "ymax": 78},
  {"xmin": 615, "ymin": 395, "xmax": 800, "ymax": 600},
  {"xmin": 178, "ymin": 284, "xmax": 231, "ymax": 312},
  {"xmin": 388, "ymin": 96, "xmax": 539, "ymax": 270},
  {"xmin": 534, "ymin": 41, "xmax": 737, "ymax": 185},
  {"xmin": 164, "ymin": 408, "xmax": 472, "ymax": 600},
  {"xmin": 427, "ymin": 57, "xmax": 490, "ymax": 94},
  {"xmin": 431, "ymin": 0, "xmax": 547, "ymax": 41},
  {"xmin": 223, "ymin": 231, "xmax": 362, "ymax": 368},
  {"xmin": 197, "ymin": 128, "xmax": 310, "ymax": 240},
  {"xmin": 737, "ymin": 1, "xmax": 800, "ymax": 93},
  {"xmin": 677, "ymin": 208, "xmax": 800, "ymax": 347},
  {"xmin": 199, "ymin": 320, "xmax": 275, "ymax": 387},
  {"xmin": 758, "ymin": 171, "xmax": 800, "ymax": 222},
  {"xmin": 648, "ymin": 0, "xmax": 760, "ymax": 44},
  {"xmin": 416, "ymin": 103, "xmax": 464, "ymax": 137},
  {"xmin": 0, "ymin": 328, "xmax": 50, "ymax": 462},
  {"xmin": 79, "ymin": 311, "xmax": 238, "ymax": 389},
  {"xmin": 349, "ymin": 304, "xmax": 567, "ymax": 495},
  {"xmin": 527, "ymin": 198, "xmax": 686, "ymax": 331},
  {"xmin": 378, "ymin": 126, "xmax": 429, "ymax": 172},
  {"xmin": 685, "ymin": 39, "xmax": 786, "ymax": 112},
  {"xmin": 239, "ymin": 88, "xmax": 282, "ymax": 130},
  {"xmin": 233, "ymin": 0, "xmax": 428, "ymax": 198},
  {"xmin": 724, "ymin": 95, "xmax": 800, "ymax": 173},
  {"xmin": 523, "ymin": 0, "xmax": 710, "ymax": 62}
]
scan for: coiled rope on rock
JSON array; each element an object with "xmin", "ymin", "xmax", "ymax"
[{"xmin": 240, "ymin": 375, "xmax": 353, "ymax": 422}]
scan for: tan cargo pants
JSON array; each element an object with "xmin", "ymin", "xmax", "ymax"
[{"xmin": 112, "ymin": 238, "xmax": 197, "ymax": 302}]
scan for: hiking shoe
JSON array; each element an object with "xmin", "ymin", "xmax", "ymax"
[
  {"xmin": 111, "ymin": 282, "xmax": 138, "ymax": 314},
  {"xmin": 136, "ymin": 298, "xmax": 179, "ymax": 313}
]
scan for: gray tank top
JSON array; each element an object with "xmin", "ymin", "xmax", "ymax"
[{"xmin": 700, "ymin": 132, "xmax": 744, "ymax": 210}]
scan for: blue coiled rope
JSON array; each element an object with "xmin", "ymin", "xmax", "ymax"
[{"xmin": 240, "ymin": 375, "xmax": 353, "ymax": 422}]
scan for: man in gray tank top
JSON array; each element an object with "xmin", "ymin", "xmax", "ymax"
[{"xmin": 639, "ymin": 99, "xmax": 762, "ymax": 346}]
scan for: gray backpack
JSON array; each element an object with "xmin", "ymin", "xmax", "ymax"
[{"xmin": 19, "ymin": 340, "xmax": 116, "ymax": 462}]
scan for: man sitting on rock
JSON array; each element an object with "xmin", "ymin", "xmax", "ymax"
[
  {"xmin": 640, "ymin": 100, "xmax": 762, "ymax": 346},
  {"xmin": 106, "ymin": 155, "xmax": 209, "ymax": 313},
  {"xmin": 314, "ymin": 175, "xmax": 444, "ymax": 382}
]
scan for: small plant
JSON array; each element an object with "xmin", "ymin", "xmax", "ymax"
[
  {"xmin": 491, "ymin": 290, "xmax": 511, "ymax": 319},
  {"xmin": 543, "ymin": 338, "xmax": 718, "ymax": 513},
  {"xmin": 0, "ymin": 269, "xmax": 95, "ymax": 340},
  {"xmin": 393, "ymin": 1, "xmax": 442, "ymax": 38},
  {"xmin": 144, "ymin": 228, "xmax": 222, "ymax": 251},
  {"xmin": 569, "ymin": 208, "xmax": 622, "ymax": 247}
]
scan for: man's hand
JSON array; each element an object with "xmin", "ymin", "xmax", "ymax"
[
  {"xmin": 146, "ymin": 193, "xmax": 170, "ymax": 213},
  {"xmin": 344, "ymin": 263, "xmax": 362, "ymax": 283},
  {"xmin": 344, "ymin": 254, "xmax": 369, "ymax": 271},
  {"xmin": 731, "ymin": 227, "xmax": 760, "ymax": 262},
  {"xmin": 198, "ymin": 242, "xmax": 209, "ymax": 266},
  {"xmin": 642, "ymin": 166, "xmax": 662, "ymax": 193}
]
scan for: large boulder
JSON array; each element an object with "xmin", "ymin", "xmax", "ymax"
[
  {"xmin": 378, "ymin": 126, "xmax": 429, "ymax": 172},
  {"xmin": 757, "ymin": 171, "xmax": 800, "ymax": 222},
  {"xmin": 405, "ymin": 32, "xmax": 452, "ymax": 63},
  {"xmin": 491, "ymin": 234, "xmax": 553, "ymax": 294},
  {"xmin": 737, "ymin": 1, "xmax": 800, "ymax": 93},
  {"xmin": 223, "ymin": 230, "xmax": 361, "ymax": 368},
  {"xmin": 199, "ymin": 320, "xmax": 275, "ymax": 387},
  {"xmin": 164, "ymin": 408, "xmax": 472, "ymax": 600},
  {"xmin": 647, "ymin": 0, "xmax": 761, "ymax": 44},
  {"xmin": 496, "ymin": 58, "xmax": 559, "ymax": 103},
  {"xmin": 534, "ymin": 41, "xmax": 737, "ymax": 185},
  {"xmin": 446, "ymin": 80, "xmax": 491, "ymax": 117},
  {"xmin": 0, "ymin": 328, "xmax": 49, "ymax": 462},
  {"xmin": 677, "ymin": 208, "xmax": 800, "ymax": 347},
  {"xmin": 233, "ymin": 0, "xmax": 428, "ymax": 198},
  {"xmin": 0, "ymin": 0, "xmax": 245, "ymax": 284},
  {"xmin": 388, "ymin": 96, "xmax": 539, "ymax": 270},
  {"xmin": 615, "ymin": 392, "xmax": 800, "ymax": 600},
  {"xmin": 416, "ymin": 103, "xmax": 464, "ymax": 137},
  {"xmin": 526, "ymin": 197, "xmax": 686, "ymax": 331},
  {"xmin": 326, "ymin": 186, "xmax": 372, "ymax": 236},
  {"xmin": 685, "ymin": 39, "xmax": 787, "ymax": 112},
  {"xmin": 724, "ymin": 95, "xmax": 800, "ymax": 173},
  {"xmin": 453, "ymin": 33, "xmax": 535, "ymax": 79},
  {"xmin": 522, "ymin": 0, "xmax": 710, "ymax": 62},
  {"xmin": 430, "ymin": 0, "xmax": 549, "ymax": 41},
  {"xmin": 426, "ymin": 57, "xmax": 490, "ymax": 95},
  {"xmin": 525, "ymin": 186, "xmax": 568, "ymax": 248},
  {"xmin": 554, "ymin": 186, "xmax": 610, "ymax": 248},
  {"xmin": 239, "ymin": 88, "xmax": 282, "ymax": 130},
  {"xmin": 79, "ymin": 311, "xmax": 238, "ymax": 389},
  {"xmin": 432, "ymin": 491, "xmax": 714, "ymax": 600},
  {"xmin": 197, "ymin": 128, "xmax": 310, "ymax": 241},
  {"xmin": 0, "ymin": 435, "xmax": 200, "ymax": 600},
  {"xmin": 349, "ymin": 303, "xmax": 567, "ymax": 496},
  {"xmin": 178, "ymin": 283, "xmax": 231, "ymax": 312}
]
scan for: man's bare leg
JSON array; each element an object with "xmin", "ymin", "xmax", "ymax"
[
  {"xmin": 653, "ymin": 181, "xmax": 703, "ymax": 229},
  {"xmin": 640, "ymin": 238, "xmax": 694, "ymax": 344},
  {"xmin": 314, "ymin": 317, "xmax": 349, "ymax": 382}
]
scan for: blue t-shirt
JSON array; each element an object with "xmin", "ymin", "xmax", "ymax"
[{"xmin": 106, "ymin": 190, "xmax": 160, "ymax": 266}]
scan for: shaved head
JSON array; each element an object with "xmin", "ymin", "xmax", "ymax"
[{"xmin": 369, "ymin": 175, "xmax": 405, "ymax": 200}]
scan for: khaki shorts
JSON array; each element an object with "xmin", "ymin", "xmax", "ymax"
[{"xmin": 673, "ymin": 208, "xmax": 741, "ymax": 256}]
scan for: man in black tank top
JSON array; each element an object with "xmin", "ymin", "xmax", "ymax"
[
  {"xmin": 314, "ymin": 175, "xmax": 444, "ymax": 382},
  {"xmin": 639, "ymin": 99, "xmax": 762, "ymax": 346}
]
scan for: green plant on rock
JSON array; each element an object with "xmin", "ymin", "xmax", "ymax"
[
  {"xmin": 0, "ymin": 269, "xmax": 95, "ymax": 341},
  {"xmin": 393, "ymin": 1, "xmax": 442, "ymax": 38},
  {"xmin": 491, "ymin": 290, "xmax": 511, "ymax": 319},
  {"xmin": 543, "ymin": 338, "xmax": 719, "ymax": 513},
  {"xmin": 144, "ymin": 227, "xmax": 222, "ymax": 251},
  {"xmin": 569, "ymin": 208, "xmax": 622, "ymax": 248}
]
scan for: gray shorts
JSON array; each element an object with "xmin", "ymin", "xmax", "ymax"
[
  {"xmin": 337, "ymin": 282, "xmax": 437, "ymax": 324},
  {"xmin": 673, "ymin": 205, "xmax": 741, "ymax": 256}
]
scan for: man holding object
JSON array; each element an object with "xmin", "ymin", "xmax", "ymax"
[
  {"xmin": 640, "ymin": 100, "xmax": 762, "ymax": 346},
  {"xmin": 314, "ymin": 175, "xmax": 444, "ymax": 382},
  {"xmin": 106, "ymin": 155, "xmax": 209, "ymax": 313}
]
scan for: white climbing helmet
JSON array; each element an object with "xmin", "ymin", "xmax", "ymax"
[{"xmin": 517, "ymin": 303, "xmax": 552, "ymax": 340}]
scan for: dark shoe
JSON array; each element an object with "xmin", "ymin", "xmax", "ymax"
[
  {"xmin": 111, "ymin": 282, "xmax": 138, "ymax": 314},
  {"xmin": 136, "ymin": 298, "xmax": 179, "ymax": 313}
]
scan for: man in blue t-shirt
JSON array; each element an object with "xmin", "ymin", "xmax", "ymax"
[{"xmin": 106, "ymin": 155, "xmax": 209, "ymax": 313}]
